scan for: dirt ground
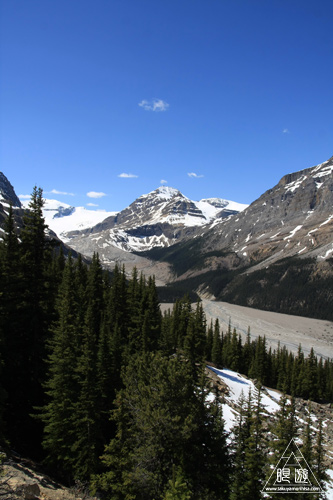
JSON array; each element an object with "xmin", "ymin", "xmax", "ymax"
[{"xmin": 161, "ymin": 300, "xmax": 333, "ymax": 360}]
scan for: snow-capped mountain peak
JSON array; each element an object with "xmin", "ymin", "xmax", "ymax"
[
  {"xmin": 21, "ymin": 198, "xmax": 117, "ymax": 242},
  {"xmin": 61, "ymin": 186, "xmax": 247, "ymax": 261},
  {"xmin": 153, "ymin": 186, "xmax": 182, "ymax": 200}
]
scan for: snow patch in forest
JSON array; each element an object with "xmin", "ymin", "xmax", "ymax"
[
  {"xmin": 207, "ymin": 367, "xmax": 281, "ymax": 414},
  {"xmin": 208, "ymin": 366, "xmax": 333, "ymax": 498}
]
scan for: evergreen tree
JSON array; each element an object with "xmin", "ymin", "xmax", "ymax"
[
  {"xmin": 241, "ymin": 327, "xmax": 253, "ymax": 375},
  {"xmin": 163, "ymin": 465, "xmax": 192, "ymax": 500},
  {"xmin": 139, "ymin": 275, "xmax": 162, "ymax": 352},
  {"xmin": 3, "ymin": 188, "xmax": 55, "ymax": 455},
  {"xmin": 303, "ymin": 349, "xmax": 318, "ymax": 400},
  {"xmin": 94, "ymin": 352, "xmax": 230, "ymax": 500},
  {"xmin": 248, "ymin": 336, "xmax": 268, "ymax": 385},
  {"xmin": 171, "ymin": 296, "xmax": 192, "ymax": 351},
  {"xmin": 273, "ymin": 394, "xmax": 298, "ymax": 456},
  {"xmin": 126, "ymin": 267, "xmax": 144, "ymax": 354},
  {"xmin": 313, "ymin": 416, "xmax": 327, "ymax": 498},
  {"xmin": 211, "ymin": 319, "xmax": 222, "ymax": 367},
  {"xmin": 205, "ymin": 320, "xmax": 214, "ymax": 361},
  {"xmin": 302, "ymin": 406, "xmax": 313, "ymax": 469},
  {"xmin": 183, "ymin": 301, "xmax": 206, "ymax": 379},
  {"xmin": 229, "ymin": 328, "xmax": 242, "ymax": 372},
  {"xmin": 241, "ymin": 386, "xmax": 266, "ymax": 499},
  {"xmin": 73, "ymin": 253, "xmax": 105, "ymax": 479},
  {"xmin": 40, "ymin": 255, "xmax": 81, "ymax": 478},
  {"xmin": 0, "ymin": 205, "xmax": 20, "ymax": 444},
  {"xmin": 267, "ymin": 395, "xmax": 299, "ymax": 500},
  {"xmin": 230, "ymin": 390, "xmax": 252, "ymax": 500},
  {"xmin": 159, "ymin": 308, "xmax": 174, "ymax": 355},
  {"xmin": 230, "ymin": 388, "xmax": 266, "ymax": 500}
]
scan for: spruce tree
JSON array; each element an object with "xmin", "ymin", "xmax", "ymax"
[
  {"xmin": 241, "ymin": 327, "xmax": 253, "ymax": 375},
  {"xmin": 4, "ymin": 188, "xmax": 55, "ymax": 455},
  {"xmin": 73, "ymin": 253, "xmax": 105, "ymax": 479},
  {"xmin": 0, "ymin": 204, "xmax": 21, "ymax": 442},
  {"xmin": 40, "ymin": 255, "xmax": 81, "ymax": 478},
  {"xmin": 230, "ymin": 390, "xmax": 252, "ymax": 500},
  {"xmin": 94, "ymin": 352, "xmax": 230, "ymax": 500},
  {"xmin": 211, "ymin": 318, "xmax": 222, "ymax": 367},
  {"xmin": 163, "ymin": 465, "xmax": 192, "ymax": 500},
  {"xmin": 273, "ymin": 394, "xmax": 298, "ymax": 456},
  {"xmin": 240, "ymin": 386, "xmax": 266, "ymax": 499},
  {"xmin": 313, "ymin": 416, "xmax": 327, "ymax": 498}
]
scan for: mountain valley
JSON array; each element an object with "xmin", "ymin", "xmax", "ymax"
[{"xmin": 1, "ymin": 155, "xmax": 333, "ymax": 319}]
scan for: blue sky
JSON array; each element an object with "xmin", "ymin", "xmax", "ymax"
[{"xmin": 1, "ymin": 0, "xmax": 332, "ymax": 212}]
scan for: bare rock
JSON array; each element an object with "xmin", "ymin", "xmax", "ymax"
[{"xmin": 15, "ymin": 481, "xmax": 40, "ymax": 499}]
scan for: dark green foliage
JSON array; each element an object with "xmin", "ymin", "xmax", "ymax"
[
  {"xmin": 0, "ymin": 188, "xmax": 58, "ymax": 456},
  {"xmin": 230, "ymin": 388, "xmax": 267, "ymax": 500},
  {"xmin": 163, "ymin": 465, "xmax": 192, "ymax": 500},
  {"xmin": 313, "ymin": 416, "xmax": 327, "ymax": 496},
  {"xmin": 211, "ymin": 319, "xmax": 222, "ymax": 366},
  {"xmin": 1, "ymin": 190, "xmax": 333, "ymax": 498},
  {"xmin": 93, "ymin": 352, "xmax": 230, "ymax": 500},
  {"xmin": 273, "ymin": 394, "xmax": 298, "ymax": 457},
  {"xmin": 215, "ymin": 327, "xmax": 333, "ymax": 404},
  {"xmin": 40, "ymin": 255, "xmax": 81, "ymax": 478}
]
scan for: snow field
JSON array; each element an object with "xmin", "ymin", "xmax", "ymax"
[{"xmin": 207, "ymin": 366, "xmax": 333, "ymax": 497}]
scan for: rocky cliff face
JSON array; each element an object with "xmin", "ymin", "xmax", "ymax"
[
  {"xmin": 0, "ymin": 172, "xmax": 22, "ymax": 209},
  {"xmin": 203, "ymin": 156, "xmax": 333, "ymax": 270},
  {"xmin": 0, "ymin": 172, "xmax": 24, "ymax": 229}
]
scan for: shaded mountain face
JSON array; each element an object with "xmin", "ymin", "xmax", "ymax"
[
  {"xmin": 0, "ymin": 173, "xmax": 22, "ymax": 209},
  {"xmin": 152, "ymin": 156, "xmax": 333, "ymax": 319},
  {"xmin": 63, "ymin": 186, "xmax": 247, "ymax": 265},
  {"xmin": 0, "ymin": 172, "xmax": 24, "ymax": 228},
  {"xmin": 203, "ymin": 156, "xmax": 333, "ymax": 269}
]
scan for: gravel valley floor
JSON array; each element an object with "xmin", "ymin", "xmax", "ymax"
[{"xmin": 161, "ymin": 300, "xmax": 333, "ymax": 360}]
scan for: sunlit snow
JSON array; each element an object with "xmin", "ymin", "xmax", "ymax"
[{"xmin": 283, "ymin": 225, "xmax": 303, "ymax": 240}]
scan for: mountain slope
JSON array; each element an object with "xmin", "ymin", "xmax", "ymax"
[
  {"xmin": 155, "ymin": 156, "xmax": 333, "ymax": 278},
  {"xmin": 40, "ymin": 198, "xmax": 117, "ymax": 242},
  {"xmin": 144, "ymin": 157, "xmax": 333, "ymax": 318},
  {"xmin": 206, "ymin": 155, "xmax": 333, "ymax": 267},
  {"xmin": 63, "ymin": 186, "xmax": 247, "ymax": 262},
  {"xmin": 0, "ymin": 172, "xmax": 24, "ymax": 228}
]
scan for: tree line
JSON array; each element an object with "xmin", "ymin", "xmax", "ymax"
[
  {"xmin": 0, "ymin": 188, "xmax": 331, "ymax": 499},
  {"xmin": 207, "ymin": 322, "xmax": 333, "ymax": 402}
]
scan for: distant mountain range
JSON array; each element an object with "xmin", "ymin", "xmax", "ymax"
[
  {"xmin": 1, "ymin": 155, "xmax": 333, "ymax": 319},
  {"xmin": 48, "ymin": 186, "xmax": 247, "ymax": 259}
]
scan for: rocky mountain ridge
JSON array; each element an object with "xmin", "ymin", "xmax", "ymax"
[
  {"xmin": 0, "ymin": 173, "xmax": 22, "ymax": 209},
  {"xmin": 201, "ymin": 156, "xmax": 333, "ymax": 270},
  {"xmin": 59, "ymin": 186, "xmax": 247, "ymax": 267},
  {"xmin": 0, "ymin": 173, "xmax": 24, "ymax": 229}
]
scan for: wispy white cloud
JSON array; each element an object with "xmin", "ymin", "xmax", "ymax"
[
  {"xmin": 49, "ymin": 189, "xmax": 75, "ymax": 196},
  {"xmin": 87, "ymin": 202, "xmax": 98, "ymax": 207},
  {"xmin": 188, "ymin": 172, "xmax": 204, "ymax": 178},
  {"xmin": 19, "ymin": 194, "xmax": 31, "ymax": 200},
  {"xmin": 138, "ymin": 98, "xmax": 169, "ymax": 112},
  {"xmin": 87, "ymin": 191, "xmax": 107, "ymax": 199},
  {"xmin": 282, "ymin": 128, "xmax": 290, "ymax": 134},
  {"xmin": 160, "ymin": 179, "xmax": 168, "ymax": 185},
  {"xmin": 118, "ymin": 173, "xmax": 139, "ymax": 178}
]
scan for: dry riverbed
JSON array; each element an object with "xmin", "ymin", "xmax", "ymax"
[{"xmin": 161, "ymin": 300, "xmax": 333, "ymax": 360}]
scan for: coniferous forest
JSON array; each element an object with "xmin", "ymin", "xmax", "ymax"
[{"xmin": 1, "ymin": 188, "xmax": 333, "ymax": 499}]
